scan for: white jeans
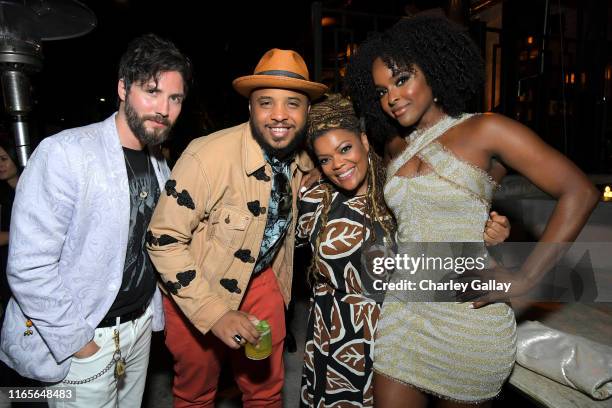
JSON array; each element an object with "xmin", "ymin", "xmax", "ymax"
[{"xmin": 47, "ymin": 304, "xmax": 153, "ymax": 408}]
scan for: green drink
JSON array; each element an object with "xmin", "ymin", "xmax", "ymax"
[{"xmin": 245, "ymin": 320, "xmax": 272, "ymax": 360}]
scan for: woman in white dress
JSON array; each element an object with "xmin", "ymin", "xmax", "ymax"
[{"xmin": 345, "ymin": 15, "xmax": 599, "ymax": 408}]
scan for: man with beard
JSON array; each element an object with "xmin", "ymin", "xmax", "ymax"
[
  {"xmin": 0, "ymin": 33, "xmax": 191, "ymax": 407},
  {"xmin": 146, "ymin": 48, "xmax": 327, "ymax": 407}
]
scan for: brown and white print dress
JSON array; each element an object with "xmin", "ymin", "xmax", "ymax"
[{"xmin": 297, "ymin": 183, "xmax": 390, "ymax": 408}]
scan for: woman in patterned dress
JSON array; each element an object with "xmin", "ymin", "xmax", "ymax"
[
  {"xmin": 297, "ymin": 94, "xmax": 394, "ymax": 408},
  {"xmin": 345, "ymin": 15, "xmax": 599, "ymax": 408},
  {"xmin": 297, "ymin": 95, "xmax": 511, "ymax": 407}
]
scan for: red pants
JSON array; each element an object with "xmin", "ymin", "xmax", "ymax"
[{"xmin": 163, "ymin": 267, "xmax": 286, "ymax": 407}]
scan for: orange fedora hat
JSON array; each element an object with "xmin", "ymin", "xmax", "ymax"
[{"xmin": 232, "ymin": 49, "xmax": 328, "ymax": 100}]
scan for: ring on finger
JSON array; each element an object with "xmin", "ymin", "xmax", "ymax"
[{"xmin": 233, "ymin": 334, "xmax": 243, "ymax": 345}]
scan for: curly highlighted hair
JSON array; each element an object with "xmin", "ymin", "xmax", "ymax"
[
  {"xmin": 305, "ymin": 94, "xmax": 396, "ymax": 285},
  {"xmin": 345, "ymin": 15, "xmax": 484, "ymax": 144},
  {"xmin": 307, "ymin": 93, "xmax": 363, "ymax": 149}
]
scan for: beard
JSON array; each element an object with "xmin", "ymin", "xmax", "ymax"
[
  {"xmin": 249, "ymin": 120, "xmax": 307, "ymax": 160},
  {"xmin": 124, "ymin": 96, "xmax": 173, "ymax": 146}
]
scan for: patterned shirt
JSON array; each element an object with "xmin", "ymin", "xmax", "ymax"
[{"xmin": 252, "ymin": 151, "xmax": 293, "ymax": 274}]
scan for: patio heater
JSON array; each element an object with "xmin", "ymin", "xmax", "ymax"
[{"xmin": 0, "ymin": 0, "xmax": 96, "ymax": 167}]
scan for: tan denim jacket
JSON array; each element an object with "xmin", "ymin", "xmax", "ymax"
[{"xmin": 147, "ymin": 122, "xmax": 313, "ymax": 334}]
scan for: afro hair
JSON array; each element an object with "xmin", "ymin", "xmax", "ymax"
[{"xmin": 345, "ymin": 14, "xmax": 485, "ymax": 144}]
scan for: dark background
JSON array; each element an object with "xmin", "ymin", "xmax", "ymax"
[
  {"xmin": 1, "ymin": 0, "xmax": 611, "ymax": 173},
  {"xmin": 0, "ymin": 0, "xmax": 444, "ymax": 158},
  {"xmin": 15, "ymin": 0, "xmax": 411, "ymax": 156}
]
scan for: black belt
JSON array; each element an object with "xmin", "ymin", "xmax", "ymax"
[{"xmin": 98, "ymin": 305, "xmax": 147, "ymax": 328}]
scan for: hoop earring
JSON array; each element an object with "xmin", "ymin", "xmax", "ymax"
[{"xmin": 368, "ymin": 152, "xmax": 372, "ymax": 166}]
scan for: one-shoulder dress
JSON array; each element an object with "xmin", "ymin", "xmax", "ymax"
[{"xmin": 374, "ymin": 114, "xmax": 517, "ymax": 403}]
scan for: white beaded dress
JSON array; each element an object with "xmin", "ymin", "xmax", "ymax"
[{"xmin": 374, "ymin": 114, "xmax": 517, "ymax": 403}]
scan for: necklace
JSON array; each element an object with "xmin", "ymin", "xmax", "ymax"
[{"xmin": 123, "ymin": 149, "xmax": 151, "ymax": 199}]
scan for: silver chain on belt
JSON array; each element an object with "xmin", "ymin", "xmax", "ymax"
[
  {"xmin": 62, "ymin": 328, "xmax": 125, "ymax": 385},
  {"xmin": 61, "ymin": 357, "xmax": 116, "ymax": 385}
]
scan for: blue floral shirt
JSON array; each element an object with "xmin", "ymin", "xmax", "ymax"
[{"xmin": 252, "ymin": 152, "xmax": 293, "ymax": 274}]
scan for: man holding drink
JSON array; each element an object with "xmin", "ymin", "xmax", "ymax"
[{"xmin": 146, "ymin": 48, "xmax": 327, "ymax": 407}]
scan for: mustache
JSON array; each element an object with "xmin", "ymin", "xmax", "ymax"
[{"xmin": 142, "ymin": 114, "xmax": 171, "ymax": 126}]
